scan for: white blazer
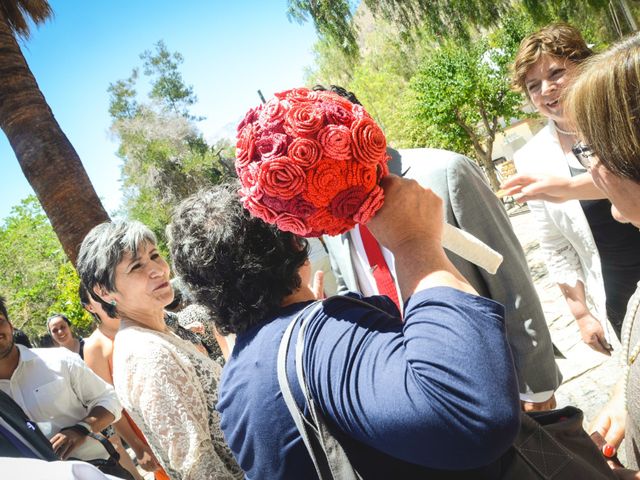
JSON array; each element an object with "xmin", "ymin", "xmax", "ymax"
[{"xmin": 513, "ymin": 122, "xmax": 608, "ymax": 331}]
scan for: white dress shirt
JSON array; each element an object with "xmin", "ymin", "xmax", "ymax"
[
  {"xmin": 0, "ymin": 345, "xmax": 122, "ymax": 460},
  {"xmin": 349, "ymin": 225, "xmax": 402, "ymax": 304},
  {"xmin": 0, "ymin": 457, "xmax": 121, "ymax": 479}
]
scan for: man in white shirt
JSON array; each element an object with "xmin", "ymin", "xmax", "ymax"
[{"xmin": 0, "ymin": 295, "xmax": 122, "ymax": 461}]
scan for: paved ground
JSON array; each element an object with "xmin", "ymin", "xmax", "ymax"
[{"xmin": 508, "ymin": 206, "xmax": 625, "ymax": 461}]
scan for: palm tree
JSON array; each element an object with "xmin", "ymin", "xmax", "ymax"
[{"xmin": 0, "ymin": 1, "xmax": 109, "ymax": 265}]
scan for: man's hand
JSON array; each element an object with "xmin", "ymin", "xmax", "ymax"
[
  {"xmin": 521, "ymin": 394, "xmax": 556, "ymax": 412},
  {"xmin": 576, "ymin": 314, "xmax": 613, "ymax": 355},
  {"xmin": 133, "ymin": 443, "xmax": 161, "ymax": 472},
  {"xmin": 50, "ymin": 428, "xmax": 87, "ymax": 460}
]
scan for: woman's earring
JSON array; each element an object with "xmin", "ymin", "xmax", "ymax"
[{"xmin": 110, "ymin": 300, "xmax": 117, "ymax": 307}]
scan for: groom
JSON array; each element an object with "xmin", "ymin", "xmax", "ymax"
[{"xmin": 317, "ymin": 85, "xmax": 561, "ymax": 411}]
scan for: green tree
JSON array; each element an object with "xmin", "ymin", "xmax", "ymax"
[
  {"xmin": 410, "ymin": 34, "xmax": 524, "ymax": 190},
  {"xmin": 109, "ymin": 42, "xmax": 235, "ymax": 251},
  {"xmin": 0, "ymin": 0, "xmax": 110, "ymax": 265},
  {"xmin": 0, "ymin": 196, "xmax": 92, "ymax": 341},
  {"xmin": 289, "ymin": 0, "xmax": 629, "ymax": 60}
]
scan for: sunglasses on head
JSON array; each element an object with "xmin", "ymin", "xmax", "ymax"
[{"xmin": 571, "ymin": 142, "xmax": 596, "ymax": 169}]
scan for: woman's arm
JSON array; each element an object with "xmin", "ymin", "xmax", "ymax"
[
  {"xmin": 559, "ymin": 281, "xmax": 612, "ymax": 355},
  {"xmin": 307, "ymin": 177, "xmax": 519, "ymax": 470},
  {"xmin": 84, "ymin": 338, "xmax": 159, "ymax": 470},
  {"xmin": 500, "ymin": 172, "xmax": 605, "ymax": 203}
]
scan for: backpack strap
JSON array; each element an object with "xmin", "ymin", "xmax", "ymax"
[{"xmin": 277, "ymin": 296, "xmax": 364, "ymax": 480}]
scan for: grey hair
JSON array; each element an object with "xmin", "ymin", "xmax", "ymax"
[{"xmin": 77, "ymin": 221, "xmax": 157, "ymax": 318}]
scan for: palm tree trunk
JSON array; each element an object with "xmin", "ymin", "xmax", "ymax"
[{"xmin": 0, "ymin": 17, "xmax": 109, "ymax": 265}]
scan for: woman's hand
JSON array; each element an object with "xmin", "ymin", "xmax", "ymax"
[
  {"xmin": 310, "ymin": 270, "xmax": 325, "ymax": 300},
  {"xmin": 133, "ymin": 443, "xmax": 161, "ymax": 472},
  {"xmin": 591, "ymin": 381, "xmax": 627, "ymax": 450},
  {"xmin": 499, "ymin": 174, "xmax": 574, "ymax": 203},
  {"xmin": 367, "ymin": 175, "xmax": 443, "ymax": 252},
  {"xmin": 186, "ymin": 321, "xmax": 205, "ymax": 335},
  {"xmin": 576, "ymin": 313, "xmax": 613, "ymax": 355}
]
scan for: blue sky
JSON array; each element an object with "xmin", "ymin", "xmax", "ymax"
[{"xmin": 1, "ymin": 0, "xmax": 319, "ymax": 221}]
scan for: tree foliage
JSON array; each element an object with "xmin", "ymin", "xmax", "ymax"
[
  {"xmin": 410, "ymin": 32, "xmax": 524, "ymax": 190},
  {"xmin": 289, "ymin": 0, "xmax": 632, "ymax": 60},
  {"xmin": 0, "ymin": 196, "xmax": 92, "ymax": 342},
  {"xmin": 109, "ymin": 41, "xmax": 235, "ymax": 252}
]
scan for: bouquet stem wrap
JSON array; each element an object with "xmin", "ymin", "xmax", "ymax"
[{"xmin": 442, "ymin": 224, "xmax": 503, "ymax": 274}]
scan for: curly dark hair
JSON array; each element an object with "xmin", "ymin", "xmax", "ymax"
[
  {"xmin": 312, "ymin": 84, "xmax": 362, "ymax": 105},
  {"xmin": 168, "ymin": 182, "xmax": 308, "ymax": 335}
]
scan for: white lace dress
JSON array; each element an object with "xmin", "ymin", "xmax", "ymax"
[{"xmin": 112, "ymin": 324, "xmax": 243, "ymax": 480}]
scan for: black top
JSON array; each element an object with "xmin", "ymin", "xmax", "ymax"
[{"xmin": 570, "ymin": 165, "xmax": 640, "ymax": 337}]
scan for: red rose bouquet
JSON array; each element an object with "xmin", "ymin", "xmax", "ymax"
[{"xmin": 235, "ymin": 87, "xmax": 389, "ymax": 236}]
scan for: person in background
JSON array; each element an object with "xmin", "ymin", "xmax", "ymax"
[
  {"xmin": 168, "ymin": 181, "xmax": 520, "ymax": 478},
  {"xmin": 80, "ymin": 285, "xmax": 162, "ymax": 480},
  {"xmin": 13, "ymin": 328, "xmax": 32, "ymax": 348},
  {"xmin": 510, "ymin": 23, "xmax": 640, "ymax": 352},
  {"xmin": 47, "ymin": 313, "xmax": 85, "ymax": 359},
  {"xmin": 0, "ymin": 295, "xmax": 122, "ymax": 464},
  {"xmin": 77, "ymin": 221, "xmax": 243, "ymax": 480},
  {"xmin": 314, "ymin": 84, "xmax": 561, "ymax": 411}
]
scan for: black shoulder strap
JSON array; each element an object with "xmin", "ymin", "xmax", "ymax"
[{"xmin": 0, "ymin": 390, "xmax": 58, "ymax": 461}]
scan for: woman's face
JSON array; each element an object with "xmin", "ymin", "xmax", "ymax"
[
  {"xmin": 109, "ymin": 242, "xmax": 174, "ymax": 317},
  {"xmin": 49, "ymin": 317, "xmax": 72, "ymax": 346},
  {"xmin": 525, "ymin": 53, "xmax": 578, "ymax": 125},
  {"xmin": 590, "ymin": 159, "xmax": 640, "ymax": 226}
]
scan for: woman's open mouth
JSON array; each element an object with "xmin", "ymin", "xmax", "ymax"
[{"xmin": 154, "ymin": 282, "xmax": 170, "ymax": 292}]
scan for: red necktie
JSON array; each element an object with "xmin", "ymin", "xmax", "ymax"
[{"xmin": 358, "ymin": 225, "xmax": 402, "ymax": 312}]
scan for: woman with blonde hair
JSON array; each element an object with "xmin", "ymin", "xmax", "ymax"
[
  {"xmin": 510, "ymin": 23, "xmax": 640, "ymax": 354},
  {"xmin": 564, "ymin": 33, "xmax": 640, "ymax": 477}
]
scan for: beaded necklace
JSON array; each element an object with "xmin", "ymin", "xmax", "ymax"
[
  {"xmin": 621, "ymin": 287, "xmax": 640, "ymax": 401},
  {"xmin": 554, "ymin": 124, "xmax": 577, "ymax": 136}
]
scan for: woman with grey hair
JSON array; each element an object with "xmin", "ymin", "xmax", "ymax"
[{"xmin": 76, "ymin": 221, "xmax": 242, "ymax": 480}]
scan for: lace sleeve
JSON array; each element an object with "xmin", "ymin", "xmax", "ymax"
[{"xmin": 120, "ymin": 344, "xmax": 237, "ymax": 480}]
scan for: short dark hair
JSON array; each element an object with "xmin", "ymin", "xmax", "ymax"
[
  {"xmin": 78, "ymin": 283, "xmax": 101, "ymax": 324},
  {"xmin": 13, "ymin": 329, "xmax": 32, "ymax": 348},
  {"xmin": 77, "ymin": 221, "xmax": 157, "ymax": 319},
  {"xmin": 168, "ymin": 182, "xmax": 308, "ymax": 335},
  {"xmin": 312, "ymin": 84, "xmax": 362, "ymax": 105},
  {"xmin": 0, "ymin": 295, "xmax": 8, "ymax": 322},
  {"xmin": 47, "ymin": 313, "xmax": 71, "ymax": 333},
  {"xmin": 78, "ymin": 283, "xmax": 90, "ymax": 306}
]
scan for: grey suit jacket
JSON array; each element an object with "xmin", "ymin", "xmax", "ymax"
[{"xmin": 324, "ymin": 148, "xmax": 561, "ymax": 396}]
